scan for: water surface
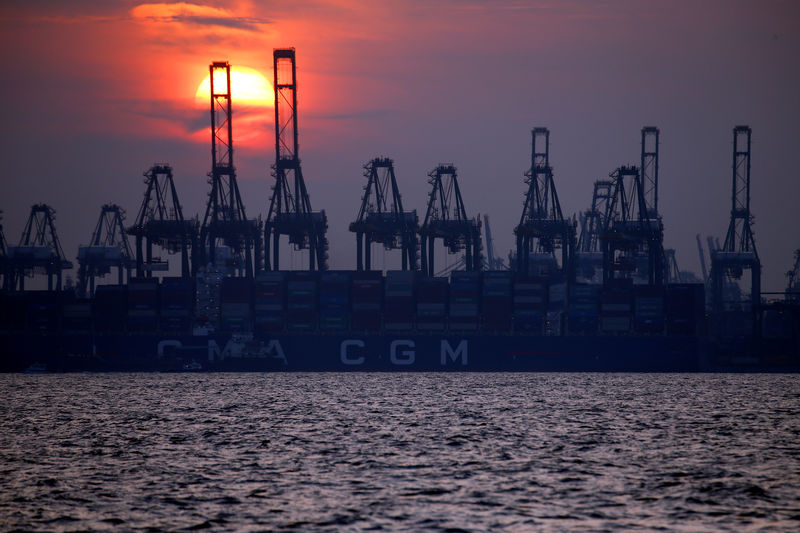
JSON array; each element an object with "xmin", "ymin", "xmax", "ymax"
[{"xmin": 1, "ymin": 373, "xmax": 799, "ymax": 531}]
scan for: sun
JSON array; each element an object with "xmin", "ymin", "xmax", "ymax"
[{"xmin": 195, "ymin": 65, "xmax": 273, "ymax": 107}]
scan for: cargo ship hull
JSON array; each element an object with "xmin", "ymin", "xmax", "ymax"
[{"xmin": 3, "ymin": 330, "xmax": 796, "ymax": 373}]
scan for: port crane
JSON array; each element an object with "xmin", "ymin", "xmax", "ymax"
[
  {"xmin": 0, "ymin": 211, "xmax": 6, "ymax": 290},
  {"xmin": 5, "ymin": 204, "xmax": 73, "ymax": 290},
  {"xmin": 350, "ymin": 157, "xmax": 418, "ymax": 271},
  {"xmin": 710, "ymin": 126, "xmax": 760, "ymax": 315},
  {"xmin": 199, "ymin": 61, "xmax": 260, "ymax": 277},
  {"xmin": 600, "ymin": 165, "xmax": 664, "ymax": 285},
  {"xmin": 265, "ymin": 48, "xmax": 328, "ymax": 271},
  {"xmin": 696, "ymin": 234, "xmax": 709, "ymax": 283},
  {"xmin": 514, "ymin": 128, "xmax": 575, "ymax": 280},
  {"xmin": 77, "ymin": 204, "xmax": 134, "ymax": 297},
  {"xmin": 127, "ymin": 164, "xmax": 198, "ymax": 278},
  {"xmin": 786, "ymin": 249, "xmax": 800, "ymax": 302},
  {"xmin": 419, "ymin": 164, "xmax": 482, "ymax": 277},
  {"xmin": 576, "ymin": 179, "xmax": 613, "ymax": 281}
]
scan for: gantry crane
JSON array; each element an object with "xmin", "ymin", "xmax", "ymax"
[
  {"xmin": 786, "ymin": 249, "xmax": 800, "ymax": 303},
  {"xmin": 5, "ymin": 204, "xmax": 73, "ymax": 290},
  {"xmin": 127, "ymin": 164, "xmax": 198, "ymax": 278},
  {"xmin": 514, "ymin": 128, "xmax": 575, "ymax": 279},
  {"xmin": 199, "ymin": 61, "xmax": 261, "ymax": 277},
  {"xmin": 349, "ymin": 157, "xmax": 418, "ymax": 270},
  {"xmin": 576, "ymin": 180, "xmax": 614, "ymax": 282},
  {"xmin": 0, "ymin": 211, "xmax": 6, "ymax": 290},
  {"xmin": 265, "ymin": 48, "xmax": 328, "ymax": 271},
  {"xmin": 600, "ymin": 165, "xmax": 664, "ymax": 285},
  {"xmin": 419, "ymin": 164, "xmax": 482, "ymax": 277},
  {"xmin": 710, "ymin": 126, "xmax": 760, "ymax": 313},
  {"xmin": 77, "ymin": 204, "xmax": 134, "ymax": 297}
]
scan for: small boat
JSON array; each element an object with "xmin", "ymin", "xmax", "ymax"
[
  {"xmin": 182, "ymin": 359, "xmax": 203, "ymax": 372},
  {"xmin": 23, "ymin": 362, "xmax": 48, "ymax": 374}
]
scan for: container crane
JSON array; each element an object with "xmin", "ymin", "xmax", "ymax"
[
  {"xmin": 514, "ymin": 128, "xmax": 575, "ymax": 279},
  {"xmin": 419, "ymin": 164, "xmax": 482, "ymax": 277},
  {"xmin": 265, "ymin": 48, "xmax": 328, "ymax": 271},
  {"xmin": 127, "ymin": 164, "xmax": 198, "ymax": 278},
  {"xmin": 710, "ymin": 126, "xmax": 760, "ymax": 315},
  {"xmin": 5, "ymin": 204, "xmax": 73, "ymax": 290},
  {"xmin": 76, "ymin": 204, "xmax": 134, "ymax": 297},
  {"xmin": 349, "ymin": 157, "xmax": 418, "ymax": 271},
  {"xmin": 199, "ymin": 61, "xmax": 261, "ymax": 277}
]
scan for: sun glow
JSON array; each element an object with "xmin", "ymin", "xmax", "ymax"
[{"xmin": 195, "ymin": 66, "xmax": 273, "ymax": 107}]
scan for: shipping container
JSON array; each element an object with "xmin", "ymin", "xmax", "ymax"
[
  {"xmin": 219, "ymin": 277, "xmax": 253, "ymax": 332},
  {"xmin": 0, "ymin": 293, "xmax": 27, "ymax": 332},
  {"xmin": 351, "ymin": 271, "xmax": 382, "ymax": 331},
  {"xmin": 385, "ymin": 270, "xmax": 415, "ymax": 330},
  {"xmin": 159, "ymin": 277, "xmax": 194, "ymax": 332},
  {"xmin": 94, "ymin": 285, "xmax": 127, "ymax": 332},
  {"xmin": 481, "ymin": 271, "xmax": 512, "ymax": 331},
  {"xmin": 417, "ymin": 277, "xmax": 448, "ymax": 330},
  {"xmin": 127, "ymin": 279, "xmax": 159, "ymax": 332},
  {"xmin": 254, "ymin": 272, "xmax": 286, "ymax": 332},
  {"xmin": 25, "ymin": 290, "xmax": 64, "ymax": 332},
  {"xmin": 449, "ymin": 271, "xmax": 480, "ymax": 330},
  {"xmin": 286, "ymin": 271, "xmax": 318, "ymax": 331},
  {"xmin": 62, "ymin": 300, "xmax": 92, "ymax": 332},
  {"xmin": 633, "ymin": 285, "xmax": 665, "ymax": 334},
  {"xmin": 665, "ymin": 283, "xmax": 705, "ymax": 336},
  {"xmin": 600, "ymin": 283, "xmax": 633, "ymax": 334}
]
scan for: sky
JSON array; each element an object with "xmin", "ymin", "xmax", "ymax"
[{"xmin": 1, "ymin": 0, "xmax": 799, "ymax": 291}]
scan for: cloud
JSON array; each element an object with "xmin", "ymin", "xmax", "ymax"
[{"xmin": 130, "ymin": 2, "xmax": 271, "ymax": 32}]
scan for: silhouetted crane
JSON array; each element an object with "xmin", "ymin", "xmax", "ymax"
[
  {"xmin": 77, "ymin": 204, "xmax": 134, "ymax": 296},
  {"xmin": 350, "ymin": 157, "xmax": 418, "ymax": 270},
  {"xmin": 265, "ymin": 48, "xmax": 328, "ymax": 271},
  {"xmin": 5, "ymin": 204, "xmax": 73, "ymax": 290},
  {"xmin": 419, "ymin": 164, "xmax": 482, "ymax": 277}
]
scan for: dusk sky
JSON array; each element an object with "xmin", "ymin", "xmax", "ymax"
[{"xmin": 1, "ymin": 0, "xmax": 798, "ymax": 290}]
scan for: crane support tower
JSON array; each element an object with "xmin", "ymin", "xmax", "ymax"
[
  {"xmin": 419, "ymin": 164, "xmax": 482, "ymax": 277},
  {"xmin": 77, "ymin": 204, "xmax": 134, "ymax": 297},
  {"xmin": 710, "ymin": 126, "xmax": 760, "ymax": 313},
  {"xmin": 514, "ymin": 128, "xmax": 575, "ymax": 280},
  {"xmin": 349, "ymin": 157, "xmax": 418, "ymax": 271},
  {"xmin": 786, "ymin": 249, "xmax": 800, "ymax": 303},
  {"xmin": 5, "ymin": 204, "xmax": 73, "ymax": 290},
  {"xmin": 640, "ymin": 127, "xmax": 660, "ymax": 218},
  {"xmin": 128, "ymin": 164, "xmax": 198, "ymax": 278},
  {"xmin": 265, "ymin": 48, "xmax": 328, "ymax": 271},
  {"xmin": 200, "ymin": 61, "xmax": 261, "ymax": 277},
  {"xmin": 0, "ymin": 212, "xmax": 6, "ymax": 290},
  {"xmin": 600, "ymin": 165, "xmax": 664, "ymax": 285},
  {"xmin": 576, "ymin": 180, "xmax": 613, "ymax": 281}
]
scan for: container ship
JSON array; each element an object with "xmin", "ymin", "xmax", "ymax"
[{"xmin": 1, "ymin": 50, "xmax": 798, "ymax": 372}]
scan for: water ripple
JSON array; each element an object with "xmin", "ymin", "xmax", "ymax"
[{"xmin": 0, "ymin": 373, "xmax": 799, "ymax": 531}]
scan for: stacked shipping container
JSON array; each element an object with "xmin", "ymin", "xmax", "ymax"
[
  {"xmin": 384, "ymin": 270, "xmax": 415, "ymax": 330},
  {"xmin": 449, "ymin": 271, "xmax": 480, "ymax": 330}
]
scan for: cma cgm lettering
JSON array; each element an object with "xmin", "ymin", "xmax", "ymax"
[{"xmin": 340, "ymin": 339, "xmax": 468, "ymax": 366}]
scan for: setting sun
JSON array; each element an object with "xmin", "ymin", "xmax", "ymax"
[{"xmin": 195, "ymin": 65, "xmax": 273, "ymax": 107}]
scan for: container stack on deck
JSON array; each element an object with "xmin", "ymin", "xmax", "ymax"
[
  {"xmin": 449, "ymin": 271, "xmax": 480, "ymax": 331},
  {"xmin": 286, "ymin": 272, "xmax": 318, "ymax": 331},
  {"xmin": 600, "ymin": 280, "xmax": 634, "ymax": 335},
  {"xmin": 512, "ymin": 278, "xmax": 546, "ymax": 333},
  {"xmin": 482, "ymin": 271, "xmax": 513, "ymax": 331},
  {"xmin": 219, "ymin": 277, "xmax": 252, "ymax": 332},
  {"xmin": 254, "ymin": 272, "xmax": 285, "ymax": 332},
  {"xmin": 417, "ymin": 276, "xmax": 447, "ymax": 330},
  {"xmin": 384, "ymin": 270, "xmax": 415, "ymax": 330},
  {"xmin": 160, "ymin": 277, "xmax": 194, "ymax": 333},
  {"xmin": 351, "ymin": 271, "xmax": 382, "ymax": 331},
  {"xmin": 319, "ymin": 271, "xmax": 350, "ymax": 331}
]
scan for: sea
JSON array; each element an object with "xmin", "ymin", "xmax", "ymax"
[{"xmin": 1, "ymin": 373, "xmax": 799, "ymax": 532}]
